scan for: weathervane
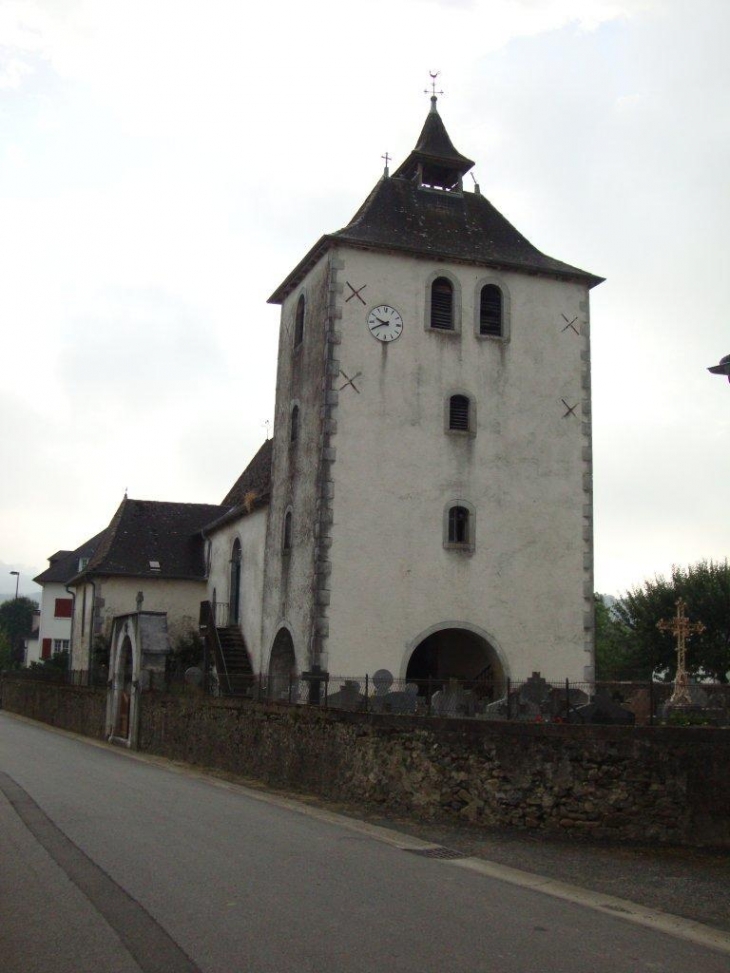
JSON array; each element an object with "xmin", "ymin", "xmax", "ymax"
[
  {"xmin": 424, "ymin": 70, "xmax": 444, "ymax": 99},
  {"xmin": 657, "ymin": 598, "xmax": 705, "ymax": 706}
]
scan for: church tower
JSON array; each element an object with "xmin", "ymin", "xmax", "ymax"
[{"xmin": 263, "ymin": 93, "xmax": 603, "ymax": 693}]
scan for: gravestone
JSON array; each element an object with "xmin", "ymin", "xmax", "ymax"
[
  {"xmin": 431, "ymin": 679, "xmax": 476, "ymax": 718},
  {"xmin": 327, "ymin": 680, "xmax": 364, "ymax": 712},
  {"xmin": 520, "ymin": 672, "xmax": 550, "ymax": 706},
  {"xmin": 372, "ymin": 682, "xmax": 419, "ymax": 714},
  {"xmin": 574, "ymin": 691, "xmax": 636, "ymax": 725},
  {"xmin": 372, "ymin": 669, "xmax": 394, "ymax": 695}
]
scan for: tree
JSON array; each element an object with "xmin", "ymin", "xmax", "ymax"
[
  {"xmin": 0, "ymin": 597, "xmax": 38, "ymax": 667},
  {"xmin": 0, "ymin": 630, "xmax": 15, "ymax": 671},
  {"xmin": 613, "ymin": 560, "xmax": 730, "ymax": 683},
  {"xmin": 594, "ymin": 594, "xmax": 635, "ymax": 680}
]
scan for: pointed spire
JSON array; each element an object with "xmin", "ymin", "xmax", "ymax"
[{"xmin": 393, "ymin": 83, "xmax": 474, "ymax": 192}]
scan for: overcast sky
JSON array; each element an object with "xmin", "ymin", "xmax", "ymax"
[{"xmin": 1, "ymin": 0, "xmax": 728, "ymax": 600}]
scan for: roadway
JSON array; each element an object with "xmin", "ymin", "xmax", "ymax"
[{"xmin": 0, "ymin": 712, "xmax": 727, "ymax": 973}]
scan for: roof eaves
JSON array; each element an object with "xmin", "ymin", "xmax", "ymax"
[
  {"xmin": 202, "ymin": 492, "xmax": 270, "ymax": 536},
  {"xmin": 323, "ymin": 235, "xmax": 604, "ymax": 289},
  {"xmin": 268, "ymin": 236, "xmax": 333, "ymax": 305},
  {"xmin": 69, "ymin": 569, "xmax": 208, "ymax": 584}
]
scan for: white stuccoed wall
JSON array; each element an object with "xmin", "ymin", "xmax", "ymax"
[
  {"xmin": 319, "ymin": 245, "xmax": 594, "ymax": 682},
  {"xmin": 71, "ymin": 577, "xmax": 206, "ymax": 669},
  {"xmin": 263, "ymin": 256, "xmax": 330, "ymax": 673},
  {"xmin": 206, "ymin": 508, "xmax": 268, "ymax": 672}
]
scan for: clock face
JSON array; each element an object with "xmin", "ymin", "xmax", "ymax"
[{"xmin": 367, "ymin": 305, "xmax": 403, "ymax": 342}]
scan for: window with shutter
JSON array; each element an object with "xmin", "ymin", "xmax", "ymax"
[
  {"xmin": 430, "ymin": 277, "xmax": 453, "ymax": 330},
  {"xmin": 449, "ymin": 395, "xmax": 470, "ymax": 431},
  {"xmin": 41, "ymin": 638, "xmax": 52, "ymax": 660},
  {"xmin": 479, "ymin": 284, "xmax": 504, "ymax": 337},
  {"xmin": 54, "ymin": 597, "xmax": 73, "ymax": 618}
]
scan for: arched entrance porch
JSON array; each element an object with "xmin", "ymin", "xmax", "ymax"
[{"xmin": 405, "ymin": 624, "xmax": 507, "ymax": 701}]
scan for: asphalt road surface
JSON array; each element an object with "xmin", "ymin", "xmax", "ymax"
[{"xmin": 0, "ymin": 712, "xmax": 727, "ymax": 973}]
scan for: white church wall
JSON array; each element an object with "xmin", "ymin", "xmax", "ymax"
[
  {"xmin": 262, "ymin": 254, "xmax": 331, "ymax": 676},
  {"xmin": 322, "ymin": 245, "xmax": 593, "ymax": 683},
  {"xmin": 206, "ymin": 507, "xmax": 268, "ymax": 673}
]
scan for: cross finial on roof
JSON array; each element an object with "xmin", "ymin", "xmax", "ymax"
[
  {"xmin": 424, "ymin": 70, "xmax": 443, "ymax": 111},
  {"xmin": 382, "ymin": 151, "xmax": 391, "ymax": 176}
]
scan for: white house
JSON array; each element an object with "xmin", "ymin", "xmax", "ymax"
[{"xmin": 32, "ymin": 534, "xmax": 102, "ymax": 665}]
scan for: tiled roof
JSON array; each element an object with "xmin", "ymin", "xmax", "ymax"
[
  {"xmin": 220, "ymin": 439, "xmax": 273, "ymax": 509},
  {"xmin": 331, "ymin": 177, "xmax": 602, "ymax": 284},
  {"xmin": 269, "ymin": 103, "xmax": 602, "ymax": 304},
  {"xmin": 34, "ymin": 532, "xmax": 106, "ymax": 585},
  {"xmin": 77, "ymin": 499, "xmax": 225, "ymax": 581}
]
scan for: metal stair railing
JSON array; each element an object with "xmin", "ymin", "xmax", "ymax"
[{"xmin": 198, "ymin": 600, "xmax": 234, "ymax": 695}]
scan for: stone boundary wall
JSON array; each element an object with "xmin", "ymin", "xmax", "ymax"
[
  {"xmin": 3, "ymin": 679, "xmax": 728, "ymax": 846},
  {"xmin": 138, "ymin": 694, "xmax": 730, "ymax": 847},
  {"xmin": 1, "ymin": 678, "xmax": 106, "ymax": 740}
]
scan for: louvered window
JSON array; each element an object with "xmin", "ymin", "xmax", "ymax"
[
  {"xmin": 479, "ymin": 284, "xmax": 503, "ymax": 336},
  {"xmin": 449, "ymin": 395, "xmax": 470, "ymax": 431},
  {"xmin": 430, "ymin": 277, "xmax": 454, "ymax": 330},
  {"xmin": 294, "ymin": 295, "xmax": 305, "ymax": 346},
  {"xmin": 448, "ymin": 506, "xmax": 469, "ymax": 545}
]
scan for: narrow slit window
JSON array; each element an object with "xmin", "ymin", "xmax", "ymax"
[
  {"xmin": 290, "ymin": 405, "xmax": 300, "ymax": 443},
  {"xmin": 430, "ymin": 277, "xmax": 454, "ymax": 330},
  {"xmin": 479, "ymin": 285, "xmax": 503, "ymax": 336},
  {"xmin": 448, "ymin": 506, "xmax": 469, "ymax": 545},
  {"xmin": 449, "ymin": 395, "xmax": 470, "ymax": 431},
  {"xmin": 294, "ymin": 295, "xmax": 305, "ymax": 347},
  {"xmin": 283, "ymin": 511, "xmax": 292, "ymax": 551}
]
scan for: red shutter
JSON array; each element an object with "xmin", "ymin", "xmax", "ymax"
[
  {"xmin": 41, "ymin": 638, "xmax": 52, "ymax": 660},
  {"xmin": 54, "ymin": 598, "xmax": 72, "ymax": 618}
]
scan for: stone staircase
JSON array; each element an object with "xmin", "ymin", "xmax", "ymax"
[{"xmin": 216, "ymin": 625, "xmax": 255, "ymax": 695}]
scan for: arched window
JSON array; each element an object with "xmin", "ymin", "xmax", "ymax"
[
  {"xmin": 229, "ymin": 539, "xmax": 242, "ymax": 625},
  {"xmin": 479, "ymin": 284, "xmax": 503, "ymax": 337},
  {"xmin": 294, "ymin": 294, "xmax": 305, "ymax": 347},
  {"xmin": 449, "ymin": 395, "xmax": 470, "ymax": 431},
  {"xmin": 290, "ymin": 404, "xmax": 300, "ymax": 443},
  {"xmin": 448, "ymin": 506, "xmax": 469, "ymax": 544},
  {"xmin": 444, "ymin": 500, "xmax": 475, "ymax": 551},
  {"xmin": 430, "ymin": 277, "xmax": 453, "ymax": 330},
  {"xmin": 283, "ymin": 510, "xmax": 292, "ymax": 551}
]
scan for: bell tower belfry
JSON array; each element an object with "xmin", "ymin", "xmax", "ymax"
[{"xmin": 262, "ymin": 91, "xmax": 603, "ymax": 690}]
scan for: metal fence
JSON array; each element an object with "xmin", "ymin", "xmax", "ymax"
[
  {"xmin": 261, "ymin": 673, "xmax": 730, "ymax": 725},
  {"xmin": 7, "ymin": 666, "xmax": 730, "ymax": 726}
]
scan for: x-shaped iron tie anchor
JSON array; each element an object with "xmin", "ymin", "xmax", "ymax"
[{"xmin": 339, "ymin": 370, "xmax": 362, "ymax": 393}]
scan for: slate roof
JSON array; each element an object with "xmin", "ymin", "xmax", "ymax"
[
  {"xmin": 269, "ymin": 100, "xmax": 603, "ymax": 304},
  {"xmin": 392, "ymin": 97, "xmax": 474, "ymax": 185},
  {"xmin": 220, "ymin": 439, "xmax": 273, "ymax": 509},
  {"xmin": 75, "ymin": 499, "xmax": 225, "ymax": 582},
  {"xmin": 34, "ymin": 532, "xmax": 106, "ymax": 585}
]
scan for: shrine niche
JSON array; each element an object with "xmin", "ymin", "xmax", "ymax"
[{"xmin": 106, "ymin": 608, "xmax": 171, "ymax": 748}]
